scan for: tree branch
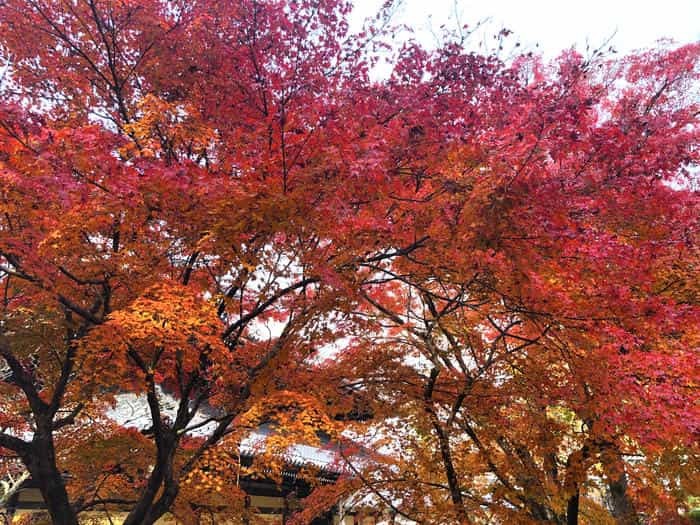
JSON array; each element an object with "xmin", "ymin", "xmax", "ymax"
[{"xmin": 222, "ymin": 277, "xmax": 317, "ymax": 341}]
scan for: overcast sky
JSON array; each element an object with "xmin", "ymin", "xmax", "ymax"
[{"xmin": 350, "ymin": 0, "xmax": 700, "ymax": 57}]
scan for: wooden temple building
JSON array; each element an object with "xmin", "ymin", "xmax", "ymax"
[{"xmin": 1, "ymin": 431, "xmax": 383, "ymax": 524}]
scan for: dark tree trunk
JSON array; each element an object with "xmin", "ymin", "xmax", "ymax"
[
  {"xmin": 24, "ymin": 437, "xmax": 78, "ymax": 525},
  {"xmin": 432, "ymin": 419, "xmax": 468, "ymax": 522},
  {"xmin": 566, "ymin": 489, "xmax": 579, "ymax": 525},
  {"xmin": 122, "ymin": 437, "xmax": 179, "ymax": 525},
  {"xmin": 608, "ymin": 472, "xmax": 639, "ymax": 525},
  {"xmin": 424, "ymin": 368, "xmax": 469, "ymax": 524}
]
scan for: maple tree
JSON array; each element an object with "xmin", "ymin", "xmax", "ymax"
[
  {"xmin": 0, "ymin": 0, "xmax": 407, "ymax": 523},
  {"xmin": 323, "ymin": 41, "xmax": 700, "ymax": 524},
  {"xmin": 0, "ymin": 1, "xmax": 698, "ymax": 524}
]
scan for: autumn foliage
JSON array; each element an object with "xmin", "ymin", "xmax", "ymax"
[{"xmin": 0, "ymin": 0, "xmax": 698, "ymax": 524}]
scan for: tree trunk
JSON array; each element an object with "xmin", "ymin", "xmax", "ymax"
[
  {"xmin": 601, "ymin": 449, "xmax": 638, "ymax": 525},
  {"xmin": 423, "ymin": 367, "xmax": 470, "ymax": 524},
  {"xmin": 608, "ymin": 472, "xmax": 638, "ymax": 525},
  {"xmin": 122, "ymin": 467, "xmax": 167, "ymax": 525},
  {"xmin": 566, "ymin": 489, "xmax": 579, "ymax": 525},
  {"xmin": 432, "ymin": 419, "xmax": 469, "ymax": 523},
  {"xmin": 122, "ymin": 438, "xmax": 179, "ymax": 525},
  {"xmin": 136, "ymin": 486, "xmax": 179, "ymax": 525},
  {"xmin": 24, "ymin": 438, "xmax": 78, "ymax": 525}
]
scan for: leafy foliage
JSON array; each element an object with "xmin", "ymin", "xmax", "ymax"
[{"xmin": 0, "ymin": 1, "xmax": 698, "ymax": 524}]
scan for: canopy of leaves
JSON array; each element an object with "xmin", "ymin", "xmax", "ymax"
[{"xmin": 0, "ymin": 1, "xmax": 697, "ymax": 524}]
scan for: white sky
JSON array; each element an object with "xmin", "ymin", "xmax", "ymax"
[{"xmin": 350, "ymin": 0, "xmax": 700, "ymax": 57}]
